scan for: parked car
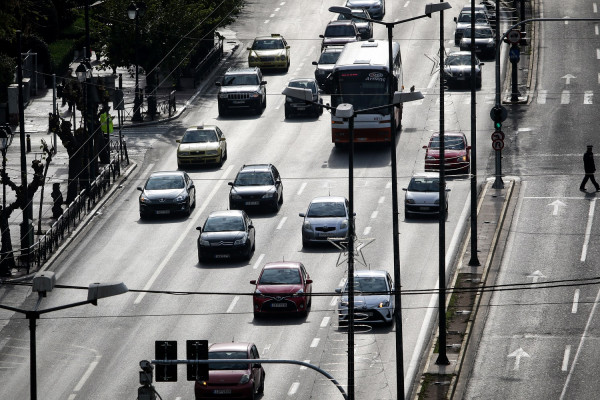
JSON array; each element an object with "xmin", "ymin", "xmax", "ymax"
[
  {"xmin": 194, "ymin": 342, "xmax": 265, "ymax": 400},
  {"xmin": 335, "ymin": 269, "xmax": 394, "ymax": 326},
  {"xmin": 215, "ymin": 67, "xmax": 267, "ymax": 116},
  {"xmin": 459, "ymin": 24, "xmax": 496, "ymax": 59},
  {"xmin": 442, "ymin": 51, "xmax": 483, "ymax": 89},
  {"xmin": 196, "ymin": 210, "xmax": 255, "ymax": 261},
  {"xmin": 247, "ymin": 34, "xmax": 290, "ymax": 72},
  {"xmin": 336, "ymin": 8, "xmax": 373, "ymax": 39},
  {"xmin": 312, "ymin": 46, "xmax": 344, "ymax": 92},
  {"xmin": 320, "ymin": 20, "xmax": 361, "ymax": 50},
  {"xmin": 137, "ymin": 171, "xmax": 196, "ymax": 218},
  {"xmin": 250, "ymin": 261, "xmax": 312, "ymax": 317},
  {"xmin": 453, "ymin": 9, "xmax": 489, "ymax": 45},
  {"xmin": 228, "ymin": 164, "xmax": 283, "ymax": 212},
  {"xmin": 299, "ymin": 196, "xmax": 352, "ymax": 247},
  {"xmin": 403, "ymin": 172, "xmax": 450, "ymax": 218},
  {"xmin": 176, "ymin": 124, "xmax": 227, "ymax": 168},
  {"xmin": 284, "ymin": 78, "xmax": 323, "ymax": 118},
  {"xmin": 423, "ymin": 131, "xmax": 471, "ymax": 174},
  {"xmin": 345, "ymin": 0, "xmax": 385, "ymax": 19}
]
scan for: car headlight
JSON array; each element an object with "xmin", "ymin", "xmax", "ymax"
[
  {"xmin": 340, "ymin": 219, "xmax": 348, "ymax": 229},
  {"xmin": 205, "ymin": 150, "xmax": 218, "ymax": 156},
  {"xmin": 175, "ymin": 194, "xmax": 186, "ymax": 202},
  {"xmin": 262, "ymin": 190, "xmax": 276, "ymax": 199},
  {"xmin": 231, "ymin": 193, "xmax": 242, "ymax": 200},
  {"xmin": 178, "ymin": 151, "xmax": 190, "ymax": 156},
  {"xmin": 426, "ymin": 155, "xmax": 436, "ymax": 160},
  {"xmin": 303, "ymin": 220, "xmax": 312, "ymax": 230},
  {"xmin": 255, "ymin": 288, "xmax": 262, "ymax": 294},
  {"xmin": 286, "ymin": 97, "xmax": 294, "ymax": 103},
  {"xmin": 139, "ymin": 194, "xmax": 148, "ymax": 203},
  {"xmin": 218, "ymin": 93, "xmax": 228, "ymax": 99},
  {"xmin": 200, "ymin": 239, "xmax": 210, "ymax": 246},
  {"xmin": 250, "ymin": 92, "xmax": 260, "ymax": 98},
  {"xmin": 340, "ymin": 300, "xmax": 348, "ymax": 307},
  {"xmin": 234, "ymin": 235, "xmax": 247, "ymax": 246},
  {"xmin": 295, "ymin": 289, "xmax": 304, "ymax": 295},
  {"xmin": 239, "ymin": 374, "xmax": 250, "ymax": 384},
  {"xmin": 458, "ymin": 155, "xmax": 467, "ymax": 162},
  {"xmin": 406, "ymin": 198, "xmax": 415, "ymax": 204},
  {"xmin": 434, "ymin": 199, "xmax": 440, "ymax": 204},
  {"xmin": 378, "ymin": 300, "xmax": 390, "ymax": 308}
]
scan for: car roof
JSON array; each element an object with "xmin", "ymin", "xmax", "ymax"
[
  {"xmin": 353, "ymin": 270, "xmax": 388, "ymax": 278},
  {"xmin": 207, "ymin": 210, "xmax": 245, "ymax": 218},
  {"xmin": 239, "ymin": 164, "xmax": 272, "ymax": 172},
  {"xmin": 310, "ymin": 196, "xmax": 346, "ymax": 203},
  {"xmin": 448, "ymin": 51, "xmax": 473, "ymax": 57},
  {"xmin": 209, "ymin": 342, "xmax": 252, "ymax": 352},
  {"xmin": 149, "ymin": 171, "xmax": 186, "ymax": 178},
  {"xmin": 263, "ymin": 261, "xmax": 303, "ymax": 270},
  {"xmin": 254, "ymin": 35, "xmax": 284, "ymax": 41},
  {"xmin": 411, "ymin": 172, "xmax": 440, "ymax": 180},
  {"xmin": 326, "ymin": 20, "xmax": 356, "ymax": 27},
  {"xmin": 322, "ymin": 46, "xmax": 344, "ymax": 53}
]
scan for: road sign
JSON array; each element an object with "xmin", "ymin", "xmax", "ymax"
[
  {"xmin": 491, "ymin": 131, "xmax": 505, "ymax": 141},
  {"xmin": 155, "ymin": 341, "xmax": 178, "ymax": 382},
  {"xmin": 492, "ymin": 139, "xmax": 504, "ymax": 150},
  {"xmin": 507, "ymin": 29, "xmax": 521, "ymax": 44},
  {"xmin": 509, "ymin": 46, "xmax": 520, "ymax": 63},
  {"xmin": 490, "ymin": 105, "xmax": 508, "ymax": 123},
  {"xmin": 186, "ymin": 340, "xmax": 209, "ymax": 381}
]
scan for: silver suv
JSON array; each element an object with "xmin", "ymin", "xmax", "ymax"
[{"xmin": 216, "ymin": 67, "xmax": 267, "ymax": 116}]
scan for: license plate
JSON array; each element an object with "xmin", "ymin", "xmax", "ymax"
[
  {"xmin": 213, "ymin": 389, "xmax": 232, "ymax": 394},
  {"xmin": 318, "ymin": 232, "xmax": 332, "ymax": 237},
  {"xmin": 420, "ymin": 207, "xmax": 431, "ymax": 211},
  {"xmin": 245, "ymin": 201, "xmax": 260, "ymax": 205},
  {"xmin": 156, "ymin": 210, "xmax": 170, "ymax": 215},
  {"xmin": 233, "ymin": 100, "xmax": 245, "ymax": 104},
  {"xmin": 296, "ymin": 106, "xmax": 306, "ymax": 111},
  {"xmin": 215, "ymin": 254, "xmax": 230, "ymax": 259},
  {"xmin": 271, "ymin": 303, "xmax": 287, "ymax": 308}
]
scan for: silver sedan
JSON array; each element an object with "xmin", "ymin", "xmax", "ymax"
[
  {"xmin": 403, "ymin": 172, "xmax": 450, "ymax": 218},
  {"xmin": 299, "ymin": 196, "xmax": 352, "ymax": 247}
]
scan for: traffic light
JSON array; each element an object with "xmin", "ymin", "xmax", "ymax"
[
  {"xmin": 492, "ymin": 106, "xmax": 502, "ymax": 130},
  {"xmin": 138, "ymin": 360, "xmax": 157, "ymax": 400}
]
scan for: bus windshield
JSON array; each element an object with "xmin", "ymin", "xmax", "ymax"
[{"xmin": 332, "ymin": 70, "xmax": 390, "ymax": 113}]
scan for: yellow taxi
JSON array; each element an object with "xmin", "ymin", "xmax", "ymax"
[
  {"xmin": 176, "ymin": 125, "xmax": 227, "ymax": 168},
  {"xmin": 247, "ymin": 34, "xmax": 290, "ymax": 72}
]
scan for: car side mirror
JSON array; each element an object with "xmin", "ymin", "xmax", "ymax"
[
  {"xmin": 137, "ymin": 187, "xmax": 143, "ymax": 191},
  {"xmin": 196, "ymin": 227, "xmax": 202, "ymax": 232},
  {"xmin": 480, "ymin": 62, "xmax": 485, "ymax": 66},
  {"xmin": 189, "ymin": 184, "xmax": 195, "ymax": 189},
  {"xmin": 353, "ymin": 212, "xmax": 356, "ymax": 216},
  {"xmin": 312, "ymin": 61, "xmax": 318, "ymax": 66},
  {"xmin": 402, "ymin": 188, "xmax": 407, "ymax": 191},
  {"xmin": 422, "ymin": 145, "xmax": 427, "ymax": 149},
  {"xmin": 261, "ymin": 80, "xmax": 267, "ymax": 85},
  {"xmin": 467, "ymin": 145, "xmax": 472, "ymax": 150},
  {"xmin": 306, "ymin": 279, "xmax": 313, "ymax": 284},
  {"xmin": 335, "ymin": 288, "xmax": 342, "ymax": 294},
  {"xmin": 286, "ymin": 45, "xmax": 290, "ymax": 49},
  {"xmin": 176, "ymin": 139, "xmax": 181, "ymax": 143},
  {"xmin": 228, "ymin": 182, "xmax": 234, "ymax": 186},
  {"xmin": 253, "ymin": 363, "xmax": 261, "ymax": 369},
  {"xmin": 246, "ymin": 47, "xmax": 251, "ymax": 50},
  {"xmin": 446, "ymin": 188, "xmax": 451, "ymax": 192},
  {"xmin": 220, "ymin": 137, "xmax": 226, "ymax": 141},
  {"xmin": 249, "ymin": 224, "xmax": 254, "ymax": 229},
  {"xmin": 215, "ymin": 82, "xmax": 221, "ymax": 87},
  {"xmin": 453, "ymin": 17, "xmax": 457, "ymax": 23},
  {"xmin": 250, "ymin": 280, "xmax": 256, "ymax": 285},
  {"xmin": 299, "ymin": 213, "xmax": 305, "ymax": 217}
]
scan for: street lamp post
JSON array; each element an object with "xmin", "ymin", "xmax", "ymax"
[
  {"xmin": 0, "ymin": 125, "xmax": 14, "ymax": 210},
  {"xmin": 0, "ymin": 271, "xmax": 128, "ymax": 400},
  {"xmin": 128, "ymin": 2, "xmax": 146, "ymax": 122},
  {"xmin": 76, "ymin": 61, "xmax": 93, "ymax": 187},
  {"xmin": 329, "ymin": 3, "xmax": 450, "ymax": 397}
]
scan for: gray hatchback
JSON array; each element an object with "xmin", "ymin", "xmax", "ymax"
[{"xmin": 299, "ymin": 196, "xmax": 352, "ymax": 246}]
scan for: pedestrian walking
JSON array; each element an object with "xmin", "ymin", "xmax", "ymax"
[{"xmin": 580, "ymin": 145, "xmax": 600, "ymax": 192}]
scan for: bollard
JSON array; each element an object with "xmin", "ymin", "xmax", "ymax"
[{"xmin": 26, "ymin": 134, "xmax": 31, "ymax": 153}]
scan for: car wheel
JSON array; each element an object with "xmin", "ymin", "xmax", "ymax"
[
  {"xmin": 218, "ymin": 103, "xmax": 227, "ymax": 116},
  {"xmin": 185, "ymin": 200, "xmax": 191, "ymax": 216},
  {"xmin": 476, "ymin": 78, "xmax": 482, "ymax": 89},
  {"xmin": 139, "ymin": 212, "xmax": 147, "ymax": 220},
  {"xmin": 223, "ymin": 148, "xmax": 228, "ymax": 161},
  {"xmin": 404, "ymin": 210, "xmax": 410, "ymax": 220},
  {"xmin": 257, "ymin": 372, "xmax": 265, "ymax": 394},
  {"xmin": 177, "ymin": 162, "xmax": 182, "ymax": 170},
  {"xmin": 285, "ymin": 107, "xmax": 290, "ymax": 119},
  {"xmin": 285, "ymin": 61, "xmax": 289, "ymax": 73},
  {"xmin": 302, "ymin": 238, "xmax": 310, "ymax": 248},
  {"xmin": 256, "ymin": 103, "xmax": 263, "ymax": 115},
  {"xmin": 263, "ymin": 95, "xmax": 267, "ymax": 109},
  {"xmin": 244, "ymin": 246, "xmax": 252, "ymax": 261}
]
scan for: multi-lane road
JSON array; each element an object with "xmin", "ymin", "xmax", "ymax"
[{"xmin": 0, "ymin": 0, "xmax": 508, "ymax": 399}]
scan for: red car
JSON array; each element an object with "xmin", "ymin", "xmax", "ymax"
[
  {"xmin": 423, "ymin": 132, "xmax": 471, "ymax": 175},
  {"xmin": 250, "ymin": 261, "xmax": 312, "ymax": 317},
  {"xmin": 194, "ymin": 342, "xmax": 265, "ymax": 400}
]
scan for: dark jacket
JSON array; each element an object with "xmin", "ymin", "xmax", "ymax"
[{"xmin": 584, "ymin": 151, "xmax": 596, "ymax": 174}]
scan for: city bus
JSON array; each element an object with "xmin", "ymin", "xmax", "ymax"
[{"xmin": 328, "ymin": 40, "xmax": 403, "ymax": 146}]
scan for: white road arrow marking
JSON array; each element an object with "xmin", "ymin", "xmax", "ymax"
[
  {"xmin": 548, "ymin": 199, "xmax": 566, "ymax": 215},
  {"xmin": 527, "ymin": 270, "xmax": 546, "ymax": 283},
  {"xmin": 508, "ymin": 347, "xmax": 530, "ymax": 370},
  {"xmin": 562, "ymin": 74, "xmax": 576, "ymax": 84}
]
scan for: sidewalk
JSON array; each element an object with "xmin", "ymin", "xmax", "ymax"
[{"xmin": 1, "ymin": 39, "xmax": 239, "ymax": 279}]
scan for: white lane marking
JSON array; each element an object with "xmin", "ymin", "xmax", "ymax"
[
  {"xmin": 561, "ymin": 90, "xmax": 570, "ymax": 104},
  {"xmin": 280, "ymin": 1, "xmax": 285, "ymax": 4},
  {"xmin": 297, "ymin": 182, "xmax": 307, "ymax": 196},
  {"xmin": 537, "ymin": 89, "xmax": 547, "ymax": 104},
  {"xmin": 277, "ymin": 216, "xmax": 287, "ymax": 229},
  {"xmin": 227, "ymin": 296, "xmax": 239, "ymax": 313},
  {"xmin": 595, "ymin": 3, "xmax": 598, "ymax": 13},
  {"xmin": 263, "ymin": 344, "xmax": 271, "ymax": 355},
  {"xmin": 288, "ymin": 382, "xmax": 300, "ymax": 395},
  {"xmin": 274, "ymin": 7, "xmax": 280, "ymax": 11},
  {"xmin": 427, "ymin": 72, "xmax": 439, "ymax": 89},
  {"xmin": 310, "ymin": 338, "xmax": 320, "ymax": 348},
  {"xmin": 598, "ymin": 72, "xmax": 600, "ymax": 84},
  {"xmin": 562, "ymin": 345, "xmax": 571, "ymax": 371},
  {"xmin": 385, "ymin": 182, "xmax": 391, "ymax": 189},
  {"xmin": 572, "ymin": 289, "xmax": 580, "ymax": 314},
  {"xmin": 371, "ymin": 210, "xmax": 378, "ymax": 219},
  {"xmin": 584, "ymin": 91, "xmax": 593, "ymax": 104},
  {"xmin": 73, "ymin": 357, "xmax": 101, "ymax": 392},
  {"xmin": 560, "ymin": 287, "xmax": 600, "ymax": 399},
  {"xmin": 320, "ymin": 317, "xmax": 330, "ymax": 328},
  {"xmin": 363, "ymin": 226, "xmax": 371, "ymax": 235},
  {"xmin": 300, "ymin": 360, "xmax": 309, "ymax": 370},
  {"xmin": 253, "ymin": 253, "xmax": 265, "ymax": 270},
  {"xmin": 378, "ymin": 196, "xmax": 385, "ymax": 204},
  {"xmin": 404, "ymin": 1, "xmax": 410, "ymax": 7},
  {"xmin": 264, "ymin": 20, "xmax": 270, "ymax": 24},
  {"xmin": 597, "ymin": 49, "xmax": 600, "ymax": 59},
  {"xmin": 580, "ymin": 198, "xmax": 596, "ymax": 262},
  {"xmin": 330, "ymin": 296, "xmax": 338, "ymax": 306},
  {"xmin": 270, "ymin": 13, "xmax": 275, "ymax": 17},
  {"xmin": 135, "ymin": 165, "xmax": 234, "ymax": 304},
  {"xmin": 596, "ymin": 24, "xmax": 599, "ymax": 35}
]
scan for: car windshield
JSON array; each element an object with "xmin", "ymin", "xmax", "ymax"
[
  {"xmin": 324, "ymin": 25, "xmax": 355, "ymax": 37},
  {"xmin": 307, "ymin": 201, "xmax": 346, "ymax": 218},
  {"xmin": 430, "ymin": 136, "xmax": 466, "ymax": 150},
  {"xmin": 288, "ymin": 80, "xmax": 317, "ymax": 94},
  {"xmin": 407, "ymin": 178, "xmax": 440, "ymax": 192},
  {"xmin": 346, "ymin": 276, "xmax": 388, "ymax": 293},
  {"xmin": 203, "ymin": 216, "xmax": 245, "ymax": 232},
  {"xmin": 145, "ymin": 175, "xmax": 184, "ymax": 190},
  {"xmin": 253, "ymin": 39, "xmax": 284, "ymax": 50},
  {"xmin": 463, "ymin": 27, "xmax": 493, "ymax": 38},
  {"xmin": 234, "ymin": 172, "xmax": 274, "ymax": 186},
  {"xmin": 222, "ymin": 74, "xmax": 259, "ymax": 86},
  {"xmin": 458, "ymin": 12, "xmax": 487, "ymax": 23},
  {"xmin": 209, "ymin": 351, "xmax": 249, "ymax": 370},
  {"xmin": 338, "ymin": 12, "xmax": 368, "ymax": 22},
  {"xmin": 318, "ymin": 51, "xmax": 342, "ymax": 64},
  {"xmin": 181, "ymin": 129, "xmax": 217, "ymax": 143},
  {"xmin": 446, "ymin": 54, "xmax": 471, "ymax": 66},
  {"xmin": 259, "ymin": 268, "xmax": 302, "ymax": 285}
]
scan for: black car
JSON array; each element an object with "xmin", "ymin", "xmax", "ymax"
[
  {"xmin": 215, "ymin": 67, "xmax": 267, "ymax": 116},
  {"xmin": 336, "ymin": 8, "xmax": 373, "ymax": 39},
  {"xmin": 442, "ymin": 51, "xmax": 483, "ymax": 89},
  {"xmin": 137, "ymin": 171, "xmax": 196, "ymax": 218},
  {"xmin": 320, "ymin": 20, "xmax": 361, "ymax": 51},
  {"xmin": 459, "ymin": 24, "xmax": 496, "ymax": 59},
  {"xmin": 312, "ymin": 46, "xmax": 343, "ymax": 92},
  {"xmin": 229, "ymin": 164, "xmax": 283, "ymax": 212},
  {"xmin": 284, "ymin": 78, "xmax": 323, "ymax": 118},
  {"xmin": 196, "ymin": 210, "xmax": 256, "ymax": 261}
]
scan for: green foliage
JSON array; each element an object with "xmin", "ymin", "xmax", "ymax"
[
  {"xmin": 49, "ymin": 39, "xmax": 76, "ymax": 77},
  {"xmin": 0, "ymin": 54, "xmax": 16, "ymax": 103}
]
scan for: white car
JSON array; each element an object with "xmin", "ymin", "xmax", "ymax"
[{"xmin": 336, "ymin": 270, "xmax": 394, "ymax": 326}]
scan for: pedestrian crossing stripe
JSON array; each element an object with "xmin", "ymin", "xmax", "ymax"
[{"xmin": 536, "ymin": 90, "xmax": 594, "ymax": 105}]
